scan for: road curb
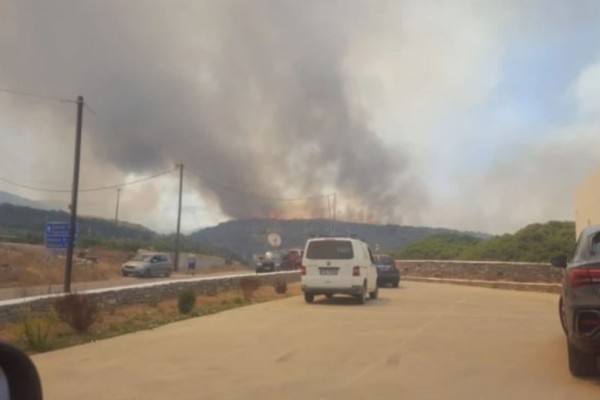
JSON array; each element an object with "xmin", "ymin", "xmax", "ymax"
[{"xmin": 403, "ymin": 276, "xmax": 561, "ymax": 293}]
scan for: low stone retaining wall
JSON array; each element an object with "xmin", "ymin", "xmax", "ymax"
[
  {"xmin": 396, "ymin": 260, "xmax": 562, "ymax": 284},
  {"xmin": 396, "ymin": 260, "xmax": 563, "ymax": 293},
  {"xmin": 0, "ymin": 271, "xmax": 300, "ymax": 325}
]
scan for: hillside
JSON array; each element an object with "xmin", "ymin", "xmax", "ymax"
[
  {"xmin": 0, "ymin": 203, "xmax": 155, "ymax": 242},
  {"xmin": 394, "ymin": 221, "xmax": 575, "ymax": 262},
  {"xmin": 188, "ymin": 218, "xmax": 484, "ymax": 259},
  {"xmin": 0, "ymin": 190, "xmax": 51, "ymax": 210},
  {"xmin": 0, "ymin": 203, "xmax": 244, "ymax": 262}
]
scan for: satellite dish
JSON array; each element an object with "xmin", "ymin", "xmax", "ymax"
[{"xmin": 268, "ymin": 233, "xmax": 282, "ymax": 248}]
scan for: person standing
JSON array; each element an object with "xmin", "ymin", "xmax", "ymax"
[{"xmin": 187, "ymin": 254, "xmax": 197, "ymax": 275}]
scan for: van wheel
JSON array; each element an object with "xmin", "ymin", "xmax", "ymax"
[
  {"xmin": 144, "ymin": 268, "xmax": 152, "ymax": 278},
  {"xmin": 304, "ymin": 293, "xmax": 315, "ymax": 304},
  {"xmin": 369, "ymin": 285, "xmax": 379, "ymax": 300},
  {"xmin": 393, "ymin": 280, "xmax": 400, "ymax": 288},
  {"xmin": 568, "ymin": 340, "xmax": 598, "ymax": 377}
]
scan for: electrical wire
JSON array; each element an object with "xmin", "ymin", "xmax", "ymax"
[
  {"xmin": 0, "ymin": 87, "xmax": 73, "ymax": 103},
  {"xmin": 0, "ymin": 167, "xmax": 177, "ymax": 194}
]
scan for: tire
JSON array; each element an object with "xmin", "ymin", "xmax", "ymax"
[
  {"xmin": 369, "ymin": 285, "xmax": 379, "ymax": 300},
  {"xmin": 304, "ymin": 293, "xmax": 315, "ymax": 304},
  {"xmin": 357, "ymin": 282, "xmax": 367, "ymax": 305},
  {"xmin": 559, "ymin": 297, "xmax": 567, "ymax": 335},
  {"xmin": 164, "ymin": 270, "xmax": 172, "ymax": 278},
  {"xmin": 144, "ymin": 268, "xmax": 152, "ymax": 278},
  {"xmin": 568, "ymin": 340, "xmax": 598, "ymax": 377},
  {"xmin": 393, "ymin": 280, "xmax": 400, "ymax": 288},
  {"xmin": 122, "ymin": 271, "xmax": 128, "ymax": 277},
  {"xmin": 325, "ymin": 294, "xmax": 333, "ymax": 299}
]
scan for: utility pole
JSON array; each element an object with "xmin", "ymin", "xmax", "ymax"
[
  {"xmin": 115, "ymin": 188, "xmax": 121, "ymax": 224},
  {"xmin": 173, "ymin": 163, "xmax": 184, "ymax": 272},
  {"xmin": 333, "ymin": 192, "xmax": 337, "ymax": 235},
  {"xmin": 64, "ymin": 96, "xmax": 84, "ymax": 293}
]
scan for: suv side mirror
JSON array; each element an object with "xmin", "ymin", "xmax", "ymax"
[
  {"xmin": 0, "ymin": 341, "xmax": 43, "ymax": 399},
  {"xmin": 550, "ymin": 255, "xmax": 567, "ymax": 268}
]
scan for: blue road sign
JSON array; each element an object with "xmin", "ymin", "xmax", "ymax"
[
  {"xmin": 46, "ymin": 222, "xmax": 70, "ymax": 235},
  {"xmin": 45, "ymin": 222, "xmax": 75, "ymax": 249}
]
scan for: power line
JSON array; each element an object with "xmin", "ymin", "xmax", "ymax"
[
  {"xmin": 0, "ymin": 87, "xmax": 73, "ymax": 103},
  {"xmin": 0, "ymin": 167, "xmax": 177, "ymax": 194},
  {"xmin": 185, "ymin": 168, "xmax": 334, "ymax": 202}
]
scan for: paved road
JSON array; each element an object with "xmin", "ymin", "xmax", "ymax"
[
  {"xmin": 0, "ymin": 270, "xmax": 251, "ymax": 301},
  {"xmin": 33, "ymin": 282, "xmax": 600, "ymax": 400}
]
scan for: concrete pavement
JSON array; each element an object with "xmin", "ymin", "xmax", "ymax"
[{"xmin": 33, "ymin": 282, "xmax": 600, "ymax": 399}]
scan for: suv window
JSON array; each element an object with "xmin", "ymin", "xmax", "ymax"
[
  {"xmin": 375, "ymin": 256, "xmax": 394, "ymax": 265},
  {"xmin": 305, "ymin": 240, "xmax": 354, "ymax": 260}
]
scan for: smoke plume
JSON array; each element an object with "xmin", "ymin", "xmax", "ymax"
[{"xmin": 0, "ymin": 0, "xmax": 426, "ymax": 225}]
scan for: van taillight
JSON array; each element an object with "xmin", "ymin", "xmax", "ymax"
[
  {"xmin": 353, "ymin": 266, "xmax": 360, "ymax": 276},
  {"xmin": 568, "ymin": 268, "xmax": 600, "ymax": 288},
  {"xmin": 301, "ymin": 266, "xmax": 306, "ymax": 276}
]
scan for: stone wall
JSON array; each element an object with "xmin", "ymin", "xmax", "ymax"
[
  {"xmin": 0, "ymin": 271, "xmax": 300, "ymax": 325},
  {"xmin": 397, "ymin": 260, "xmax": 563, "ymax": 283}
]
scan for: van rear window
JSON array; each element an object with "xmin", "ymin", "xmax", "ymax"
[{"xmin": 305, "ymin": 240, "xmax": 354, "ymax": 259}]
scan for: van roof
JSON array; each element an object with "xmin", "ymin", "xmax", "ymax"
[{"xmin": 307, "ymin": 236, "xmax": 366, "ymax": 243}]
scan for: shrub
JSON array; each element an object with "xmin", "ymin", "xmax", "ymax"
[
  {"xmin": 239, "ymin": 277, "xmax": 261, "ymax": 300},
  {"xmin": 274, "ymin": 279, "xmax": 288, "ymax": 294},
  {"xmin": 232, "ymin": 296, "xmax": 245, "ymax": 306},
  {"xmin": 54, "ymin": 293, "xmax": 99, "ymax": 334},
  {"xmin": 145, "ymin": 296, "xmax": 160, "ymax": 308},
  {"xmin": 22, "ymin": 312, "xmax": 56, "ymax": 352},
  {"xmin": 178, "ymin": 289, "xmax": 196, "ymax": 315}
]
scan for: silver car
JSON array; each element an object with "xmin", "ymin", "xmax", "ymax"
[
  {"xmin": 552, "ymin": 225, "xmax": 600, "ymax": 377},
  {"xmin": 122, "ymin": 253, "xmax": 173, "ymax": 278}
]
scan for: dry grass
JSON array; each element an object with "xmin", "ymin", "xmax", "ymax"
[
  {"xmin": 0, "ymin": 283, "xmax": 302, "ymax": 354},
  {"xmin": 0, "ymin": 244, "xmax": 126, "ymax": 288},
  {"xmin": 0, "ymin": 243, "xmax": 251, "ymax": 289}
]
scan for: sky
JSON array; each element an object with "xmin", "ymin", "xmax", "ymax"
[{"xmin": 1, "ymin": 0, "xmax": 600, "ymax": 235}]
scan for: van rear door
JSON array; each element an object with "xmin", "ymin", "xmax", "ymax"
[{"xmin": 303, "ymin": 239, "xmax": 356, "ymax": 288}]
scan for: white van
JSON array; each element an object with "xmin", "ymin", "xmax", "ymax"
[{"xmin": 301, "ymin": 237, "xmax": 379, "ymax": 304}]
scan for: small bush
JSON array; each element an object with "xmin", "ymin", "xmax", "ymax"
[
  {"xmin": 54, "ymin": 294, "xmax": 99, "ymax": 334},
  {"xmin": 22, "ymin": 312, "xmax": 56, "ymax": 352},
  {"xmin": 178, "ymin": 289, "xmax": 196, "ymax": 315},
  {"xmin": 145, "ymin": 296, "xmax": 160, "ymax": 308},
  {"xmin": 232, "ymin": 296, "xmax": 245, "ymax": 306},
  {"xmin": 274, "ymin": 279, "xmax": 288, "ymax": 294},
  {"xmin": 240, "ymin": 277, "xmax": 261, "ymax": 300}
]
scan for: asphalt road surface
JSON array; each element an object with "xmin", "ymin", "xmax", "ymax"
[{"xmin": 33, "ymin": 282, "xmax": 600, "ymax": 400}]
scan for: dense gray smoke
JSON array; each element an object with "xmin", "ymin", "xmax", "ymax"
[{"xmin": 0, "ymin": 0, "xmax": 425, "ymax": 223}]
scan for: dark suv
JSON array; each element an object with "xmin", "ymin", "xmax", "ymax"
[
  {"xmin": 551, "ymin": 225, "xmax": 600, "ymax": 377},
  {"xmin": 374, "ymin": 254, "xmax": 400, "ymax": 288}
]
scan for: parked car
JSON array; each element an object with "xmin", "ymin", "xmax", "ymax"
[
  {"xmin": 281, "ymin": 248, "xmax": 303, "ymax": 270},
  {"xmin": 256, "ymin": 251, "xmax": 283, "ymax": 273},
  {"xmin": 551, "ymin": 225, "xmax": 600, "ymax": 377},
  {"xmin": 122, "ymin": 253, "xmax": 173, "ymax": 278},
  {"xmin": 301, "ymin": 237, "xmax": 378, "ymax": 304},
  {"xmin": 374, "ymin": 254, "xmax": 400, "ymax": 288}
]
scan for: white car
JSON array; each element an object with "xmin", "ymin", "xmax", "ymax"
[{"xmin": 301, "ymin": 237, "xmax": 379, "ymax": 304}]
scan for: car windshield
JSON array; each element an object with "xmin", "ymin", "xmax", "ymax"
[
  {"xmin": 305, "ymin": 240, "xmax": 354, "ymax": 259},
  {"xmin": 132, "ymin": 255, "xmax": 153, "ymax": 262}
]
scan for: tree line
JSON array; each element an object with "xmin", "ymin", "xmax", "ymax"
[{"xmin": 393, "ymin": 221, "xmax": 575, "ymax": 262}]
